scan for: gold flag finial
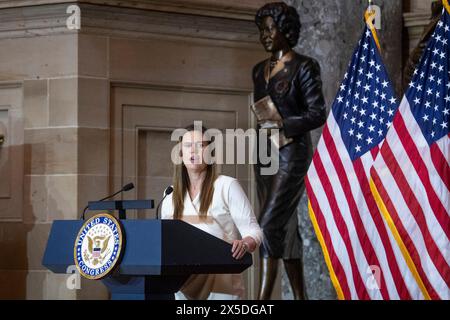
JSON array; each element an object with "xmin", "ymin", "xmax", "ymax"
[
  {"xmin": 365, "ymin": 3, "xmax": 381, "ymax": 50},
  {"xmin": 444, "ymin": 0, "xmax": 450, "ymax": 13}
]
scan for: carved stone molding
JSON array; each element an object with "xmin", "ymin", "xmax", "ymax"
[
  {"xmin": 80, "ymin": 3, "xmax": 259, "ymax": 45},
  {"xmin": 0, "ymin": 0, "xmax": 265, "ymax": 20},
  {"xmin": 0, "ymin": 2, "xmax": 260, "ymax": 47}
]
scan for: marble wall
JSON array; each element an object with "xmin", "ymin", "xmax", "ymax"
[{"xmin": 0, "ymin": 34, "xmax": 110, "ymax": 299}]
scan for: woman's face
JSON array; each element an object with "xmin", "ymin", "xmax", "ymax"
[
  {"xmin": 259, "ymin": 16, "xmax": 289, "ymax": 53},
  {"xmin": 181, "ymin": 130, "xmax": 208, "ymax": 172}
]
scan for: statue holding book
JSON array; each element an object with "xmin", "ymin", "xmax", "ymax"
[{"xmin": 251, "ymin": 2, "xmax": 326, "ymax": 300}]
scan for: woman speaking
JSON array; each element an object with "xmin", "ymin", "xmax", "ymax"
[{"xmin": 161, "ymin": 124, "xmax": 263, "ymax": 300}]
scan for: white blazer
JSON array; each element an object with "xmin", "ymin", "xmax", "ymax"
[{"xmin": 161, "ymin": 175, "xmax": 263, "ymax": 298}]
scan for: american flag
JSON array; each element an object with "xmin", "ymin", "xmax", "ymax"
[
  {"xmin": 370, "ymin": 4, "xmax": 450, "ymax": 300},
  {"xmin": 305, "ymin": 16, "xmax": 422, "ymax": 299}
]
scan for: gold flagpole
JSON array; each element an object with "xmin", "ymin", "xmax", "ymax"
[
  {"xmin": 444, "ymin": 0, "xmax": 450, "ymax": 14},
  {"xmin": 365, "ymin": 0, "xmax": 381, "ymax": 50}
]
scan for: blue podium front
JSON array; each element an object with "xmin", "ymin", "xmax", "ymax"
[{"xmin": 42, "ymin": 219, "xmax": 252, "ymax": 300}]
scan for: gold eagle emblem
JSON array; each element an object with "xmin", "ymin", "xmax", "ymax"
[{"xmin": 83, "ymin": 235, "xmax": 112, "ymax": 266}]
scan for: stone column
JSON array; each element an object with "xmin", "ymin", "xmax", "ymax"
[
  {"xmin": 0, "ymin": 3, "xmax": 109, "ymax": 299},
  {"xmin": 403, "ymin": 0, "xmax": 434, "ymax": 53}
]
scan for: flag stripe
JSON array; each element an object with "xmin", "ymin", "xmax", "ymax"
[
  {"xmin": 430, "ymin": 141, "xmax": 450, "ymax": 191},
  {"xmin": 330, "ymin": 115, "xmax": 418, "ymax": 299},
  {"xmin": 352, "ymin": 157, "xmax": 412, "ymax": 299},
  {"xmin": 378, "ymin": 137, "xmax": 450, "ymax": 288},
  {"xmin": 400, "ymin": 101, "xmax": 450, "ymax": 198},
  {"xmin": 323, "ymin": 125, "xmax": 396, "ymax": 300},
  {"xmin": 371, "ymin": 146, "xmax": 380, "ymax": 159},
  {"xmin": 371, "ymin": 166, "xmax": 440, "ymax": 298},
  {"xmin": 327, "ymin": 115, "xmax": 415, "ymax": 299},
  {"xmin": 307, "ymin": 202, "xmax": 346, "ymax": 299},
  {"xmin": 359, "ymin": 150, "xmax": 375, "ymax": 180},
  {"xmin": 317, "ymin": 114, "xmax": 418, "ymax": 299},
  {"xmin": 370, "ymin": 170, "xmax": 434, "ymax": 299},
  {"xmin": 387, "ymin": 120, "xmax": 449, "ymax": 266},
  {"xmin": 379, "ymin": 209, "xmax": 424, "ymax": 299},
  {"xmin": 435, "ymin": 136, "xmax": 450, "ymax": 167},
  {"xmin": 322, "ymin": 123, "xmax": 393, "ymax": 299},
  {"xmin": 373, "ymin": 157, "xmax": 447, "ymax": 299},
  {"xmin": 372, "ymin": 150, "xmax": 446, "ymax": 298},
  {"xmin": 305, "ymin": 183, "xmax": 350, "ymax": 299},
  {"xmin": 312, "ymin": 149, "xmax": 371, "ymax": 299},
  {"xmin": 393, "ymin": 111, "xmax": 450, "ymax": 240},
  {"xmin": 320, "ymin": 129, "xmax": 386, "ymax": 299},
  {"xmin": 306, "ymin": 167, "xmax": 356, "ymax": 299}
]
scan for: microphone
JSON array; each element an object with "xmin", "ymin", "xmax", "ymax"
[
  {"xmin": 80, "ymin": 183, "xmax": 135, "ymax": 220},
  {"xmin": 121, "ymin": 182, "xmax": 135, "ymax": 192},
  {"xmin": 156, "ymin": 186, "xmax": 173, "ymax": 220}
]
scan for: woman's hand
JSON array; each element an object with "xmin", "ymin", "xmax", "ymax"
[{"xmin": 231, "ymin": 237, "xmax": 257, "ymax": 260}]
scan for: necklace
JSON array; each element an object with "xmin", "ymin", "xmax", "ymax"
[
  {"xmin": 265, "ymin": 58, "xmax": 280, "ymax": 90},
  {"xmin": 264, "ymin": 50, "xmax": 294, "ymax": 90}
]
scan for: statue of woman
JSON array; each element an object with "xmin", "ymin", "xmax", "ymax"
[{"xmin": 252, "ymin": 2, "xmax": 326, "ymax": 300}]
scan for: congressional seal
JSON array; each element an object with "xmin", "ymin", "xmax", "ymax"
[{"xmin": 74, "ymin": 213, "xmax": 124, "ymax": 280}]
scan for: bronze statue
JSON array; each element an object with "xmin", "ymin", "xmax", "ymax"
[
  {"xmin": 403, "ymin": 0, "xmax": 443, "ymax": 90},
  {"xmin": 252, "ymin": 2, "xmax": 326, "ymax": 300}
]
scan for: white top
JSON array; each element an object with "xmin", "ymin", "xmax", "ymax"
[{"xmin": 161, "ymin": 175, "xmax": 263, "ymax": 298}]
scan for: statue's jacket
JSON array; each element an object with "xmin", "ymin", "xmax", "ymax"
[
  {"xmin": 252, "ymin": 51, "xmax": 327, "ymax": 171},
  {"xmin": 252, "ymin": 51, "xmax": 327, "ymax": 257}
]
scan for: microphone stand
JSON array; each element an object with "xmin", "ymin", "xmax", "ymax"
[
  {"xmin": 81, "ymin": 183, "xmax": 134, "ymax": 220},
  {"xmin": 156, "ymin": 187, "xmax": 173, "ymax": 220}
]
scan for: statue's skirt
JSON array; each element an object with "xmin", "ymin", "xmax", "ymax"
[{"xmin": 255, "ymin": 138, "xmax": 312, "ymax": 259}]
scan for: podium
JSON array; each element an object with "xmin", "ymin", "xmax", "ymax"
[{"xmin": 42, "ymin": 219, "xmax": 252, "ymax": 300}]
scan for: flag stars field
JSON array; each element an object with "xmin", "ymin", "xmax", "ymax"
[
  {"xmin": 407, "ymin": 15, "xmax": 450, "ymax": 145},
  {"xmin": 333, "ymin": 27, "xmax": 398, "ymax": 159}
]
